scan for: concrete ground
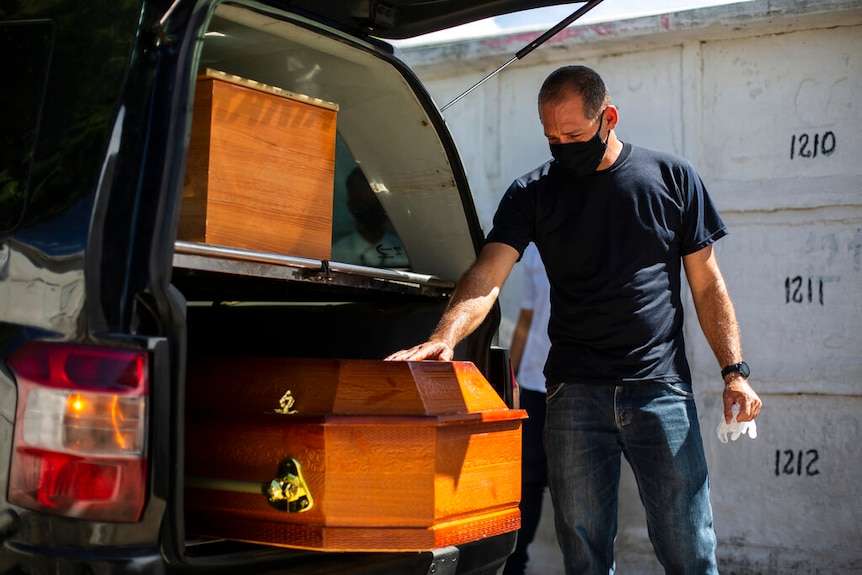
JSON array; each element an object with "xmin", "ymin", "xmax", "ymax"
[{"xmin": 522, "ymin": 493, "xmax": 564, "ymax": 575}]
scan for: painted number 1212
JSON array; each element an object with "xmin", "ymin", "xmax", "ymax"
[{"xmin": 775, "ymin": 449, "xmax": 820, "ymax": 477}]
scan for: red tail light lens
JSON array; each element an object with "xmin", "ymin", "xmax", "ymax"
[
  {"xmin": 9, "ymin": 343, "xmax": 146, "ymax": 392},
  {"xmin": 7, "ymin": 342, "xmax": 149, "ymax": 522},
  {"xmin": 15, "ymin": 448, "xmax": 146, "ymax": 515}
]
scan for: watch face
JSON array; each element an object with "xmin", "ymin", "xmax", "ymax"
[{"xmin": 739, "ymin": 362, "xmax": 751, "ymax": 378}]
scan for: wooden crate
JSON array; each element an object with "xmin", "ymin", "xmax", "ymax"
[
  {"xmin": 179, "ymin": 70, "xmax": 337, "ymax": 260},
  {"xmin": 184, "ymin": 358, "xmax": 526, "ymax": 552}
]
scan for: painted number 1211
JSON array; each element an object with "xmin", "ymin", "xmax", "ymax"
[{"xmin": 785, "ymin": 276, "xmax": 823, "ymax": 305}]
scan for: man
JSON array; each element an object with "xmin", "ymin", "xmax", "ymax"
[
  {"xmin": 387, "ymin": 65, "xmax": 762, "ymax": 574},
  {"xmin": 504, "ymin": 243, "xmax": 552, "ymax": 575}
]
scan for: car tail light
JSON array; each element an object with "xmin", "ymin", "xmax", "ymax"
[{"xmin": 7, "ymin": 342, "xmax": 148, "ymax": 522}]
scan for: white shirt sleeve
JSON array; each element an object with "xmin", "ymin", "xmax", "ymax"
[{"xmin": 517, "ymin": 244, "xmax": 552, "ymax": 392}]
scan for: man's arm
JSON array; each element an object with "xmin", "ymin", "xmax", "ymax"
[
  {"xmin": 683, "ymin": 244, "xmax": 763, "ymax": 423},
  {"xmin": 510, "ymin": 308, "xmax": 534, "ymax": 376},
  {"xmin": 385, "ymin": 242, "xmax": 520, "ymax": 361}
]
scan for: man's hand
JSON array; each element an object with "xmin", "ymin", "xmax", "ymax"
[
  {"xmin": 384, "ymin": 340, "xmax": 454, "ymax": 362},
  {"xmin": 385, "ymin": 243, "xmax": 520, "ymax": 363},
  {"xmin": 723, "ymin": 377, "xmax": 762, "ymax": 423}
]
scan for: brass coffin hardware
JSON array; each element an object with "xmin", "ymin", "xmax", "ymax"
[
  {"xmin": 274, "ymin": 390, "xmax": 298, "ymax": 414},
  {"xmin": 264, "ymin": 458, "xmax": 312, "ymax": 512}
]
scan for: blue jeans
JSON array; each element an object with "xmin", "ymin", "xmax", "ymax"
[{"xmin": 545, "ymin": 381, "xmax": 718, "ymax": 575}]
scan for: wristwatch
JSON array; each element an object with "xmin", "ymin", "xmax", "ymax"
[{"xmin": 721, "ymin": 361, "xmax": 750, "ymax": 381}]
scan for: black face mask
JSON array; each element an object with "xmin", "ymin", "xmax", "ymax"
[{"xmin": 549, "ymin": 111, "xmax": 608, "ymax": 178}]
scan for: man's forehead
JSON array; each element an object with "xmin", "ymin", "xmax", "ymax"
[
  {"xmin": 540, "ymin": 85, "xmax": 584, "ymax": 105},
  {"xmin": 540, "ymin": 96, "xmax": 590, "ymax": 124}
]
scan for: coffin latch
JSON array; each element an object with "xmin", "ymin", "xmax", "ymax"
[{"xmin": 264, "ymin": 458, "xmax": 313, "ymax": 512}]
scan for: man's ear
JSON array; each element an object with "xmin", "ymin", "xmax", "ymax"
[{"xmin": 605, "ymin": 105, "xmax": 620, "ymax": 131}]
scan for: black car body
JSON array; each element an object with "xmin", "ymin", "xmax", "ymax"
[{"xmin": 0, "ymin": 0, "xmax": 575, "ymax": 572}]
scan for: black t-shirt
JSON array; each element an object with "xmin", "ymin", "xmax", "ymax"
[{"xmin": 487, "ymin": 143, "xmax": 727, "ymax": 385}]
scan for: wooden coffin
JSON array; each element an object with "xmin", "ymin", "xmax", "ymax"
[
  {"xmin": 184, "ymin": 358, "xmax": 526, "ymax": 552},
  {"xmin": 179, "ymin": 69, "xmax": 337, "ymax": 260}
]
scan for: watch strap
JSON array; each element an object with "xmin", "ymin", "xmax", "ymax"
[{"xmin": 721, "ymin": 361, "xmax": 750, "ymax": 380}]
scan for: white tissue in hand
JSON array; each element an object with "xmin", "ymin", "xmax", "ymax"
[{"xmin": 717, "ymin": 403, "xmax": 757, "ymax": 443}]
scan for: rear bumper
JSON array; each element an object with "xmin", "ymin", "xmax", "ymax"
[
  {"xmin": 0, "ymin": 542, "xmax": 167, "ymax": 574},
  {"xmin": 1, "ymin": 532, "xmax": 515, "ymax": 575}
]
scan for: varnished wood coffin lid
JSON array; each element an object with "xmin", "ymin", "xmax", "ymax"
[{"xmin": 184, "ymin": 358, "xmax": 526, "ymax": 552}]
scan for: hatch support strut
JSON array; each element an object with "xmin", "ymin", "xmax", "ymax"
[{"xmin": 440, "ymin": 0, "xmax": 607, "ymax": 112}]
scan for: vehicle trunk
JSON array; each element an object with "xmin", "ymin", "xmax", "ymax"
[{"xmin": 164, "ymin": 2, "xmax": 509, "ymax": 565}]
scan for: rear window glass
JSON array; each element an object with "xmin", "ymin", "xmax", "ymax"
[
  {"xmin": 331, "ymin": 135, "xmax": 408, "ymax": 268},
  {"xmin": 0, "ymin": 20, "xmax": 54, "ymax": 234}
]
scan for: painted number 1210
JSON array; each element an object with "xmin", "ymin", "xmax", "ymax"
[{"xmin": 790, "ymin": 131, "xmax": 836, "ymax": 160}]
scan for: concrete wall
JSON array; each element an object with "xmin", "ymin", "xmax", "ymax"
[{"xmin": 399, "ymin": 1, "xmax": 862, "ymax": 572}]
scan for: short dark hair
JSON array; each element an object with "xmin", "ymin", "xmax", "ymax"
[{"xmin": 538, "ymin": 65, "xmax": 610, "ymax": 120}]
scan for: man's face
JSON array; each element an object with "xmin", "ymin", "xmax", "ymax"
[{"xmin": 540, "ymin": 93, "xmax": 603, "ymax": 145}]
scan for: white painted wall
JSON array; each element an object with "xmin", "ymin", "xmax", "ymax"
[{"xmin": 400, "ymin": 1, "xmax": 862, "ymax": 572}]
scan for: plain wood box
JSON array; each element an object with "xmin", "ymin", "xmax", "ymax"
[
  {"xmin": 179, "ymin": 70, "xmax": 337, "ymax": 260},
  {"xmin": 184, "ymin": 358, "xmax": 526, "ymax": 552}
]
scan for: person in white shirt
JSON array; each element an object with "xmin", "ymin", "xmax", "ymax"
[{"xmin": 504, "ymin": 243, "xmax": 551, "ymax": 575}]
